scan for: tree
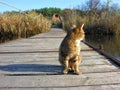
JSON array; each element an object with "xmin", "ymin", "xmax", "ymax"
[
  {"xmin": 87, "ymin": 0, "xmax": 100, "ymax": 11},
  {"xmin": 32, "ymin": 8, "xmax": 62, "ymax": 17}
]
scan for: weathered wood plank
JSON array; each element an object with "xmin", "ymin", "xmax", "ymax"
[
  {"xmin": 0, "ymin": 74, "xmax": 120, "ymax": 87},
  {"xmin": 0, "ymin": 85, "xmax": 119, "ymax": 90},
  {"xmin": 0, "ymin": 65, "xmax": 119, "ymax": 76}
]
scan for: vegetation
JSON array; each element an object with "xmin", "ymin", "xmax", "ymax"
[
  {"xmin": 1, "ymin": 0, "xmax": 120, "ymax": 43},
  {"xmin": 62, "ymin": 0, "xmax": 120, "ymax": 35},
  {"xmin": 0, "ymin": 11, "xmax": 51, "ymax": 42},
  {"xmin": 28, "ymin": 7, "xmax": 62, "ymax": 17}
]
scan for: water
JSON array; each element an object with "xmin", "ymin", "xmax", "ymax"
[{"xmin": 85, "ymin": 35, "xmax": 120, "ymax": 61}]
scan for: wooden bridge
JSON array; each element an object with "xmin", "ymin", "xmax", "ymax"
[{"xmin": 0, "ymin": 28, "xmax": 120, "ymax": 90}]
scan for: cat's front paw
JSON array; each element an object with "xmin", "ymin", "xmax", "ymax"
[
  {"xmin": 63, "ymin": 69, "xmax": 68, "ymax": 74},
  {"xmin": 74, "ymin": 70, "xmax": 82, "ymax": 75}
]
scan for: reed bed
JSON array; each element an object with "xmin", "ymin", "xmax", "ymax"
[
  {"xmin": 0, "ymin": 11, "xmax": 51, "ymax": 42},
  {"xmin": 62, "ymin": 9, "xmax": 120, "ymax": 35}
]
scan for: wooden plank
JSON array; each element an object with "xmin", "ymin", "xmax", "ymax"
[
  {"xmin": 0, "ymin": 74, "xmax": 120, "ymax": 88},
  {"xmin": 0, "ymin": 85, "xmax": 119, "ymax": 90},
  {"xmin": 0, "ymin": 64, "xmax": 119, "ymax": 75},
  {"xmin": 0, "ymin": 54, "xmax": 112, "ymax": 66}
]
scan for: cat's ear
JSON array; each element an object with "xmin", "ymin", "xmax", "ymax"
[
  {"xmin": 71, "ymin": 24, "xmax": 76, "ymax": 29},
  {"xmin": 81, "ymin": 24, "xmax": 84, "ymax": 30}
]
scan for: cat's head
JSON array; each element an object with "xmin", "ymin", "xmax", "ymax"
[
  {"xmin": 72, "ymin": 24, "xmax": 84, "ymax": 33},
  {"xmin": 70, "ymin": 24, "xmax": 85, "ymax": 39}
]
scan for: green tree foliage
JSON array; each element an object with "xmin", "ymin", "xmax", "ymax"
[{"xmin": 32, "ymin": 7, "xmax": 62, "ymax": 17}]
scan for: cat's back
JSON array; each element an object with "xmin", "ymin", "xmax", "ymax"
[
  {"xmin": 60, "ymin": 24, "xmax": 85, "ymax": 50},
  {"xmin": 59, "ymin": 30, "xmax": 75, "ymax": 52}
]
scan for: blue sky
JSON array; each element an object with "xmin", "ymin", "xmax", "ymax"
[{"xmin": 0, "ymin": 0, "xmax": 120, "ymax": 13}]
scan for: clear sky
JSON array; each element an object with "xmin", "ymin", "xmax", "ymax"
[{"xmin": 0, "ymin": 0, "xmax": 120, "ymax": 13}]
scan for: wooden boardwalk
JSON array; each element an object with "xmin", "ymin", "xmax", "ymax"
[{"xmin": 0, "ymin": 28, "xmax": 120, "ymax": 90}]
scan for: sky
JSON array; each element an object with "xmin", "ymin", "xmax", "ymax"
[{"xmin": 0, "ymin": 0, "xmax": 120, "ymax": 13}]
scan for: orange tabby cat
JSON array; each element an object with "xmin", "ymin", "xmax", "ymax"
[{"xmin": 59, "ymin": 24, "xmax": 85, "ymax": 74}]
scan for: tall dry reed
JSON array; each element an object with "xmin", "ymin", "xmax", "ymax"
[
  {"xmin": 62, "ymin": 9, "xmax": 120, "ymax": 35},
  {"xmin": 0, "ymin": 11, "xmax": 51, "ymax": 40}
]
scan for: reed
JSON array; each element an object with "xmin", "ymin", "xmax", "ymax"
[
  {"xmin": 0, "ymin": 11, "xmax": 51, "ymax": 41},
  {"xmin": 62, "ymin": 9, "xmax": 120, "ymax": 35}
]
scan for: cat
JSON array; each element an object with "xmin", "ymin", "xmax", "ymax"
[{"xmin": 59, "ymin": 24, "xmax": 85, "ymax": 74}]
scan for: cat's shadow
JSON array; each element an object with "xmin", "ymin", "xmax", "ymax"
[{"xmin": 0, "ymin": 64, "xmax": 64, "ymax": 75}]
